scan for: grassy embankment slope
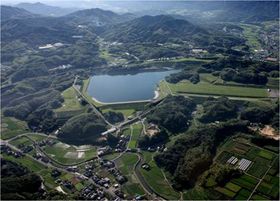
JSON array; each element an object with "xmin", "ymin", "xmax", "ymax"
[{"xmin": 159, "ymin": 73, "xmax": 268, "ymax": 99}]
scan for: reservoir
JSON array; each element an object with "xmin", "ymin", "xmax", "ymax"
[{"xmin": 87, "ymin": 70, "xmax": 178, "ymax": 103}]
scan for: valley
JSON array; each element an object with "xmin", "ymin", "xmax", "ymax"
[{"xmin": 0, "ymin": 1, "xmax": 279, "ymax": 200}]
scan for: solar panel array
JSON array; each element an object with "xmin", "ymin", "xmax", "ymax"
[
  {"xmin": 227, "ymin": 156, "xmax": 238, "ymax": 165},
  {"xmin": 237, "ymin": 159, "xmax": 252, "ymax": 171}
]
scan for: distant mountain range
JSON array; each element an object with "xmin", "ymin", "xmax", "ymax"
[
  {"xmin": 63, "ymin": 8, "xmax": 135, "ymax": 26},
  {"xmin": 0, "ymin": 5, "xmax": 36, "ymax": 21},
  {"xmin": 0, "ymin": 2, "xmax": 277, "ymax": 48},
  {"xmin": 15, "ymin": 2, "xmax": 78, "ymax": 17},
  {"xmin": 101, "ymin": 15, "xmax": 207, "ymax": 43}
]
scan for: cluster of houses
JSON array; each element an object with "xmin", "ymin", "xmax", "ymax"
[
  {"xmin": 97, "ymin": 146, "xmax": 112, "ymax": 157},
  {"xmin": 116, "ymin": 135, "xmax": 130, "ymax": 151},
  {"xmin": 55, "ymin": 178, "xmax": 74, "ymax": 190},
  {"xmin": 80, "ymin": 184, "xmax": 105, "ymax": 200},
  {"xmin": 107, "ymin": 167, "xmax": 127, "ymax": 185},
  {"xmin": 17, "ymin": 144, "xmax": 33, "ymax": 153},
  {"xmin": 33, "ymin": 152, "xmax": 50, "ymax": 163},
  {"xmin": 100, "ymin": 159, "xmax": 127, "ymax": 185},
  {"xmin": 37, "ymin": 139, "xmax": 56, "ymax": 147},
  {"xmin": 0, "ymin": 145, "xmax": 23, "ymax": 158},
  {"xmin": 83, "ymin": 162, "xmax": 96, "ymax": 177},
  {"xmin": 91, "ymin": 173, "xmax": 111, "ymax": 189}
]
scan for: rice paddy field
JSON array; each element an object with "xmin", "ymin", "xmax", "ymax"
[
  {"xmin": 212, "ymin": 137, "xmax": 279, "ymax": 200},
  {"xmin": 139, "ymin": 151, "xmax": 180, "ymax": 200}
]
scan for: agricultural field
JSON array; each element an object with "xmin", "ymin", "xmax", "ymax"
[
  {"xmin": 1, "ymin": 116, "xmax": 29, "ymax": 140},
  {"xmin": 128, "ymin": 123, "xmax": 143, "ymax": 149},
  {"xmin": 139, "ymin": 151, "xmax": 180, "ymax": 200},
  {"xmin": 183, "ymin": 186, "xmax": 210, "ymax": 200},
  {"xmin": 267, "ymin": 77, "xmax": 280, "ymax": 89},
  {"xmin": 212, "ymin": 137, "xmax": 279, "ymax": 200},
  {"xmin": 115, "ymin": 153, "xmax": 145, "ymax": 197},
  {"xmin": 43, "ymin": 140, "xmax": 97, "ymax": 165},
  {"xmin": 121, "ymin": 127, "xmax": 132, "ymax": 137},
  {"xmin": 167, "ymin": 80, "xmax": 268, "ymax": 98}
]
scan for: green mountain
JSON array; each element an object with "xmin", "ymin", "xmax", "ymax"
[
  {"xmin": 63, "ymin": 8, "xmax": 134, "ymax": 26},
  {"xmin": 102, "ymin": 15, "xmax": 207, "ymax": 43},
  {"xmin": 1, "ymin": 17, "xmax": 77, "ymax": 46},
  {"xmin": 0, "ymin": 5, "xmax": 36, "ymax": 21}
]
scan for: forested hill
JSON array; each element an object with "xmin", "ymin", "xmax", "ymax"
[
  {"xmin": 0, "ymin": 5, "xmax": 36, "ymax": 21},
  {"xmin": 101, "ymin": 15, "xmax": 207, "ymax": 43},
  {"xmin": 63, "ymin": 8, "xmax": 135, "ymax": 26}
]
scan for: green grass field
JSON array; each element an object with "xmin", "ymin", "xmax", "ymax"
[
  {"xmin": 139, "ymin": 152, "xmax": 180, "ymax": 200},
  {"xmin": 258, "ymin": 150, "xmax": 275, "ymax": 160},
  {"xmin": 55, "ymin": 87, "xmax": 84, "ymax": 112},
  {"xmin": 167, "ymin": 80, "xmax": 268, "ymax": 98},
  {"xmin": 225, "ymin": 182, "xmax": 242, "ymax": 192},
  {"xmin": 102, "ymin": 108, "xmax": 135, "ymax": 118},
  {"xmin": 116, "ymin": 153, "xmax": 145, "ymax": 196},
  {"xmin": 100, "ymin": 102, "xmax": 146, "ymax": 118},
  {"xmin": 183, "ymin": 186, "xmax": 209, "ymax": 200},
  {"xmin": 128, "ymin": 123, "xmax": 143, "ymax": 149},
  {"xmin": 10, "ymin": 136, "xmax": 33, "ymax": 147},
  {"xmin": 101, "ymin": 152, "xmax": 121, "ymax": 160},
  {"xmin": 266, "ymin": 78, "xmax": 279, "ymax": 89},
  {"xmin": 1, "ymin": 116, "xmax": 29, "ymax": 140},
  {"xmin": 43, "ymin": 141, "xmax": 97, "ymax": 165},
  {"xmin": 215, "ymin": 186, "xmax": 236, "ymax": 198}
]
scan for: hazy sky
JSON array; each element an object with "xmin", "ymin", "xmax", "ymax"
[{"xmin": 1, "ymin": 0, "xmax": 276, "ymax": 9}]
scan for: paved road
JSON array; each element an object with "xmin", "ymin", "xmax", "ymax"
[
  {"xmin": 134, "ymin": 153, "xmax": 159, "ymax": 199},
  {"xmin": 6, "ymin": 132, "xmax": 57, "ymax": 142}
]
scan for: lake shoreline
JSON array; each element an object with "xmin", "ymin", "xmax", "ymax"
[
  {"xmin": 87, "ymin": 70, "xmax": 177, "ymax": 104},
  {"xmin": 91, "ymin": 88, "xmax": 160, "ymax": 105}
]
